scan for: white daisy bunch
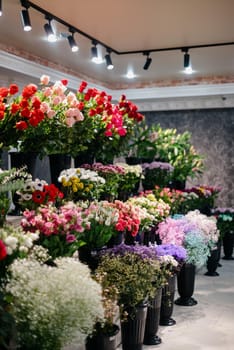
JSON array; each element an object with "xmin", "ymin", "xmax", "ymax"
[
  {"xmin": 5, "ymin": 257, "xmax": 104, "ymax": 350},
  {"xmin": 17, "ymin": 177, "xmax": 48, "ymax": 203}
]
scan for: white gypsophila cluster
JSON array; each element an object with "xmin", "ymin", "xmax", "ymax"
[
  {"xmin": 28, "ymin": 245, "xmax": 51, "ymax": 263},
  {"xmin": 0, "ymin": 225, "xmax": 39, "ymax": 255},
  {"xmin": 5, "ymin": 257, "xmax": 104, "ymax": 349},
  {"xmin": 58, "ymin": 167, "xmax": 106, "ymax": 184}
]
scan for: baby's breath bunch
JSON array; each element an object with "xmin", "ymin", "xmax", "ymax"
[{"xmin": 5, "ymin": 257, "xmax": 104, "ymax": 350}]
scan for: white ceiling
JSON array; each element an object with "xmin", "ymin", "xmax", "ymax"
[{"xmin": 1, "ymin": 0, "xmax": 234, "ymax": 91}]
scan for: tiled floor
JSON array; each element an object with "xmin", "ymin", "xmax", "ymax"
[{"xmin": 65, "ymin": 255, "xmax": 234, "ymax": 350}]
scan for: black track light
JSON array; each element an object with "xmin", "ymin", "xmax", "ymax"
[
  {"xmin": 182, "ymin": 48, "xmax": 190, "ymax": 68},
  {"xmin": 105, "ymin": 49, "xmax": 114, "ymax": 70},
  {"xmin": 143, "ymin": 52, "xmax": 152, "ymax": 70},
  {"xmin": 0, "ymin": 0, "xmax": 2, "ymax": 17},
  {"xmin": 44, "ymin": 16, "xmax": 57, "ymax": 42},
  {"xmin": 91, "ymin": 41, "xmax": 98, "ymax": 62},
  {"xmin": 21, "ymin": 9, "xmax": 31, "ymax": 31},
  {"xmin": 67, "ymin": 29, "xmax": 78, "ymax": 52},
  {"xmin": 20, "ymin": 1, "xmax": 31, "ymax": 31}
]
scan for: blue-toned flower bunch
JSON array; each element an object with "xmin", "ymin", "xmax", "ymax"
[{"xmin": 183, "ymin": 231, "xmax": 210, "ymax": 267}]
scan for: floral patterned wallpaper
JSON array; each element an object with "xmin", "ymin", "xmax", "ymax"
[{"xmin": 145, "ymin": 108, "xmax": 234, "ymax": 208}]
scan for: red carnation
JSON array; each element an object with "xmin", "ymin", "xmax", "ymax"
[
  {"xmin": 10, "ymin": 103, "xmax": 20, "ymax": 114},
  {"xmin": 78, "ymin": 81, "xmax": 87, "ymax": 93},
  {"xmin": 22, "ymin": 84, "xmax": 37, "ymax": 99},
  {"xmin": 9, "ymin": 84, "xmax": 19, "ymax": 95},
  {"xmin": 21, "ymin": 108, "xmax": 31, "ymax": 118},
  {"xmin": 61, "ymin": 79, "xmax": 68, "ymax": 86},
  {"xmin": 16, "ymin": 121, "xmax": 28, "ymax": 130},
  {"xmin": 0, "ymin": 87, "xmax": 9, "ymax": 98}
]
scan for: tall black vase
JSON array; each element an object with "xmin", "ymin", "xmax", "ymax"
[
  {"xmin": 121, "ymin": 303, "xmax": 148, "ymax": 350},
  {"xmin": 74, "ymin": 152, "xmax": 95, "ymax": 167},
  {"xmin": 49, "ymin": 154, "xmax": 71, "ymax": 188},
  {"xmin": 160, "ymin": 274, "xmax": 176, "ymax": 326},
  {"xmin": 205, "ymin": 240, "xmax": 221, "ymax": 276},
  {"xmin": 143, "ymin": 288, "xmax": 162, "ymax": 345},
  {"xmin": 175, "ymin": 263, "xmax": 197, "ymax": 306},
  {"xmin": 9, "ymin": 151, "xmax": 37, "ymax": 179},
  {"xmin": 86, "ymin": 324, "xmax": 119, "ymax": 350},
  {"xmin": 222, "ymin": 232, "xmax": 234, "ymax": 260}
]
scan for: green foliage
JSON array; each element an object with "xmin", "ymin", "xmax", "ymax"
[{"xmin": 96, "ymin": 252, "xmax": 161, "ymax": 319}]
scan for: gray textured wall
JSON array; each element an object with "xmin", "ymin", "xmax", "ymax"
[{"xmin": 144, "ymin": 108, "xmax": 234, "ymax": 208}]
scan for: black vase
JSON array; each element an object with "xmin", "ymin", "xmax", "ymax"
[
  {"xmin": 175, "ymin": 263, "xmax": 197, "ymax": 306},
  {"xmin": 74, "ymin": 152, "xmax": 95, "ymax": 167},
  {"xmin": 205, "ymin": 240, "xmax": 221, "ymax": 276},
  {"xmin": 222, "ymin": 232, "xmax": 234, "ymax": 260},
  {"xmin": 49, "ymin": 154, "xmax": 71, "ymax": 188},
  {"xmin": 78, "ymin": 246, "xmax": 101, "ymax": 271},
  {"xmin": 106, "ymin": 232, "xmax": 124, "ymax": 248},
  {"xmin": 125, "ymin": 157, "xmax": 141, "ymax": 165},
  {"xmin": 160, "ymin": 274, "xmax": 176, "ymax": 326},
  {"xmin": 9, "ymin": 151, "xmax": 37, "ymax": 179},
  {"xmin": 143, "ymin": 288, "xmax": 162, "ymax": 345},
  {"xmin": 86, "ymin": 324, "xmax": 119, "ymax": 350},
  {"xmin": 121, "ymin": 303, "xmax": 148, "ymax": 350}
]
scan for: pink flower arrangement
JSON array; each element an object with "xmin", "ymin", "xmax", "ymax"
[
  {"xmin": 157, "ymin": 216, "xmax": 197, "ymax": 246},
  {"xmin": 21, "ymin": 202, "xmax": 88, "ymax": 258},
  {"xmin": 185, "ymin": 210, "xmax": 219, "ymax": 243},
  {"xmin": 108, "ymin": 200, "xmax": 141, "ymax": 237}
]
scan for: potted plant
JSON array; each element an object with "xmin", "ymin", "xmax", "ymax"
[
  {"xmin": 96, "ymin": 244, "xmax": 163, "ymax": 350},
  {"xmin": 147, "ymin": 124, "xmax": 204, "ymax": 188},
  {"xmin": 125, "ymin": 121, "xmax": 158, "ymax": 163},
  {"xmin": 141, "ymin": 161, "xmax": 174, "ymax": 190},
  {"xmin": 115, "ymin": 163, "xmax": 143, "ymax": 199},
  {"xmin": 81, "ymin": 163, "xmax": 126, "ymax": 201}
]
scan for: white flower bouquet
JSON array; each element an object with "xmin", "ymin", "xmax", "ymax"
[{"xmin": 4, "ymin": 257, "xmax": 104, "ymax": 350}]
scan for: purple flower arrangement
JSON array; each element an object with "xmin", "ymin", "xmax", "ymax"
[{"xmin": 141, "ymin": 161, "xmax": 174, "ymax": 190}]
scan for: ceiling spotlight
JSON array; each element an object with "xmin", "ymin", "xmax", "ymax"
[
  {"xmin": 91, "ymin": 40, "xmax": 99, "ymax": 63},
  {"xmin": 0, "ymin": 0, "xmax": 2, "ymax": 16},
  {"xmin": 182, "ymin": 48, "xmax": 190, "ymax": 68},
  {"xmin": 44, "ymin": 16, "xmax": 57, "ymax": 42},
  {"xmin": 20, "ymin": 1, "xmax": 32, "ymax": 31},
  {"xmin": 67, "ymin": 29, "xmax": 78, "ymax": 52},
  {"xmin": 105, "ymin": 49, "xmax": 114, "ymax": 70},
  {"xmin": 143, "ymin": 52, "xmax": 152, "ymax": 70}
]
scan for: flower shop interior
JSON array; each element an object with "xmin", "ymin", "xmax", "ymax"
[{"xmin": 0, "ymin": 1, "xmax": 234, "ymax": 350}]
